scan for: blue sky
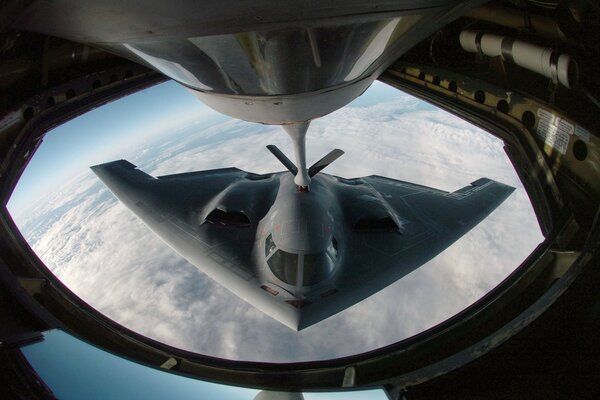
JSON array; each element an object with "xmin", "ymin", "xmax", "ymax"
[
  {"xmin": 8, "ymin": 81, "xmax": 217, "ymax": 217},
  {"xmin": 21, "ymin": 330, "xmax": 388, "ymax": 400}
]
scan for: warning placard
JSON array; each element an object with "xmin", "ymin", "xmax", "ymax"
[{"xmin": 536, "ymin": 108, "xmax": 570, "ymax": 155}]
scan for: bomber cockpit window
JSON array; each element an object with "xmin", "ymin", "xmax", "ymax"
[
  {"xmin": 303, "ymin": 237, "xmax": 338, "ymax": 286},
  {"xmin": 268, "ymin": 249, "xmax": 299, "ymax": 286},
  {"xmin": 265, "ymin": 234, "xmax": 277, "ymax": 257},
  {"xmin": 328, "ymin": 238, "xmax": 338, "ymax": 259}
]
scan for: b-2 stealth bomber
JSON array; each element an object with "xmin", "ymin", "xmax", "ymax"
[{"xmin": 92, "ymin": 129, "xmax": 514, "ymax": 331}]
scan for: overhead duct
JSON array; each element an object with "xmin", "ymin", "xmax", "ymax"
[
  {"xmin": 466, "ymin": 3, "xmax": 566, "ymax": 42},
  {"xmin": 459, "ymin": 30, "xmax": 579, "ymax": 89}
]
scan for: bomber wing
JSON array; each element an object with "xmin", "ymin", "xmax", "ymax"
[
  {"xmin": 91, "ymin": 160, "xmax": 306, "ymax": 329},
  {"xmin": 294, "ymin": 175, "xmax": 515, "ymax": 330}
]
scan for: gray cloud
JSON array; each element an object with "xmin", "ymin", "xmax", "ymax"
[{"xmin": 11, "ymin": 88, "xmax": 543, "ymax": 362}]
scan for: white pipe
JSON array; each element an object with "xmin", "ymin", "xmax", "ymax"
[
  {"xmin": 460, "ymin": 30, "xmax": 579, "ymax": 89},
  {"xmin": 282, "ymin": 122, "xmax": 311, "ymax": 188}
]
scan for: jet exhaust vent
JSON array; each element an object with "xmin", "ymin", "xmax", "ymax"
[
  {"xmin": 205, "ymin": 209, "xmax": 250, "ymax": 227},
  {"xmin": 337, "ymin": 177, "xmax": 363, "ymax": 186},
  {"xmin": 354, "ymin": 217, "xmax": 399, "ymax": 232},
  {"xmin": 244, "ymin": 173, "xmax": 270, "ymax": 181}
]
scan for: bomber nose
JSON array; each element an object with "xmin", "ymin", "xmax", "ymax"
[
  {"xmin": 275, "ymin": 220, "xmax": 330, "ymax": 253},
  {"xmin": 271, "ymin": 188, "xmax": 334, "ymax": 254}
]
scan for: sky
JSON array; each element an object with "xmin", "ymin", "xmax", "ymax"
[
  {"xmin": 9, "ymin": 78, "xmax": 408, "ymax": 217},
  {"xmin": 22, "ymin": 329, "xmax": 388, "ymax": 400},
  {"xmin": 8, "ymin": 81, "xmax": 221, "ymax": 217},
  {"xmin": 7, "ymin": 80, "xmax": 544, "ymax": 366}
]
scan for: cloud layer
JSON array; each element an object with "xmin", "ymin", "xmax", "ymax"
[{"xmin": 11, "ymin": 85, "xmax": 543, "ymax": 362}]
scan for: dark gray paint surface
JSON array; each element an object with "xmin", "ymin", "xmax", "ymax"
[{"xmin": 91, "ymin": 160, "xmax": 514, "ymax": 330}]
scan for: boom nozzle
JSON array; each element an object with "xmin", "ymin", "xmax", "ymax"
[{"xmin": 266, "ymin": 122, "xmax": 344, "ymax": 191}]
